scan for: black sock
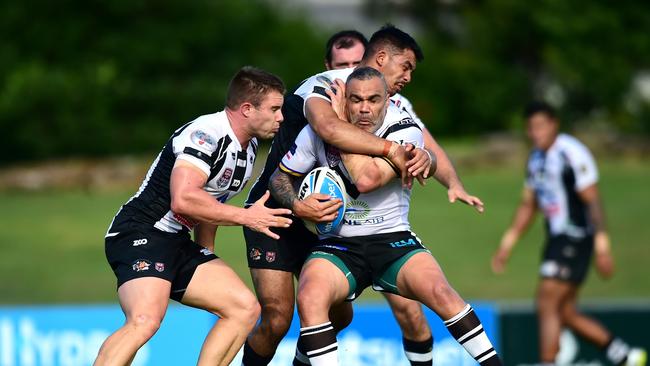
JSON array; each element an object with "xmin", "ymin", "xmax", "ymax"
[
  {"xmin": 403, "ymin": 336, "xmax": 433, "ymax": 366},
  {"xmin": 293, "ymin": 335, "xmax": 311, "ymax": 365},
  {"xmin": 444, "ymin": 305, "xmax": 502, "ymax": 366},
  {"xmin": 299, "ymin": 322, "xmax": 338, "ymax": 365},
  {"xmin": 604, "ymin": 337, "xmax": 630, "ymax": 365},
  {"xmin": 242, "ymin": 340, "xmax": 274, "ymax": 366}
]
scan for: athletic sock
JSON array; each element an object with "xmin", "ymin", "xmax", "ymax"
[
  {"xmin": 299, "ymin": 322, "xmax": 338, "ymax": 366},
  {"xmin": 293, "ymin": 336, "xmax": 311, "ymax": 365},
  {"xmin": 604, "ymin": 337, "xmax": 631, "ymax": 365},
  {"xmin": 403, "ymin": 336, "xmax": 433, "ymax": 366},
  {"xmin": 444, "ymin": 304, "xmax": 502, "ymax": 366},
  {"xmin": 241, "ymin": 340, "xmax": 274, "ymax": 366}
]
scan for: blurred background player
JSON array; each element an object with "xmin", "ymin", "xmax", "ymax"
[
  {"xmin": 270, "ymin": 67, "xmax": 502, "ymax": 366},
  {"xmin": 241, "ymin": 25, "xmax": 436, "ymax": 366},
  {"xmin": 323, "ymin": 29, "xmax": 435, "ymax": 366},
  {"xmin": 94, "ymin": 67, "xmax": 292, "ymax": 366},
  {"xmin": 491, "ymin": 101, "xmax": 647, "ymax": 366}
]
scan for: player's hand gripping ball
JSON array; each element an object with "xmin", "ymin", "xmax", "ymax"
[{"xmin": 298, "ymin": 167, "xmax": 347, "ymax": 235}]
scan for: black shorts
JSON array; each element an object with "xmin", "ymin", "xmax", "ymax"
[
  {"xmin": 105, "ymin": 227, "xmax": 218, "ymax": 302},
  {"xmin": 244, "ymin": 218, "xmax": 318, "ymax": 273},
  {"xmin": 540, "ymin": 234, "xmax": 594, "ymax": 284},
  {"xmin": 308, "ymin": 231, "xmax": 429, "ymax": 300}
]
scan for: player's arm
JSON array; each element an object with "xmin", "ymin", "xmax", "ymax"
[
  {"xmin": 341, "ymin": 126, "xmax": 423, "ymax": 193},
  {"xmin": 170, "ymin": 160, "xmax": 292, "ymax": 240},
  {"xmin": 578, "ymin": 183, "xmax": 614, "ymax": 279},
  {"xmin": 268, "ymin": 126, "xmax": 342, "ymax": 223},
  {"xmin": 340, "ymin": 153, "xmax": 397, "ymax": 193},
  {"xmin": 492, "ymin": 187, "xmax": 538, "ymax": 273},
  {"xmin": 194, "ymin": 223, "xmax": 218, "ymax": 252},
  {"xmin": 269, "ymin": 168, "xmax": 341, "ymax": 223},
  {"xmin": 421, "ymin": 128, "xmax": 484, "ymax": 212}
]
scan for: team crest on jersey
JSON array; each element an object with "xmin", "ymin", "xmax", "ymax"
[
  {"xmin": 265, "ymin": 251, "xmax": 276, "ymax": 263},
  {"xmin": 325, "ymin": 144, "xmax": 341, "ymax": 167},
  {"xmin": 132, "ymin": 259, "xmax": 151, "ymax": 272},
  {"xmin": 249, "ymin": 247, "xmax": 262, "ymax": 261},
  {"xmin": 155, "ymin": 262, "xmax": 165, "ymax": 272},
  {"xmin": 191, "ymin": 130, "xmax": 216, "ymax": 148},
  {"xmin": 217, "ymin": 168, "xmax": 233, "ymax": 188}
]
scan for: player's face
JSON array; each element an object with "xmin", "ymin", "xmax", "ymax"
[
  {"xmin": 251, "ymin": 91, "xmax": 284, "ymax": 139},
  {"xmin": 345, "ymin": 77, "xmax": 389, "ymax": 134},
  {"xmin": 381, "ymin": 49, "xmax": 417, "ymax": 95},
  {"xmin": 527, "ymin": 113, "xmax": 559, "ymax": 150},
  {"xmin": 327, "ymin": 42, "xmax": 365, "ymax": 70}
]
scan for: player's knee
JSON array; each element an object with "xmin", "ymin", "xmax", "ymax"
[
  {"xmin": 559, "ymin": 303, "xmax": 578, "ymax": 323},
  {"xmin": 297, "ymin": 285, "xmax": 330, "ymax": 321},
  {"xmin": 536, "ymin": 295, "xmax": 559, "ymax": 316},
  {"xmin": 259, "ymin": 302, "xmax": 293, "ymax": 339},
  {"xmin": 395, "ymin": 302, "xmax": 425, "ymax": 330},
  {"xmin": 128, "ymin": 313, "xmax": 162, "ymax": 340},
  {"xmin": 429, "ymin": 282, "xmax": 460, "ymax": 311},
  {"xmin": 237, "ymin": 293, "xmax": 262, "ymax": 328}
]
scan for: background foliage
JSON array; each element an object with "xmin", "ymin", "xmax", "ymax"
[{"xmin": 2, "ymin": 0, "xmax": 649, "ymax": 165}]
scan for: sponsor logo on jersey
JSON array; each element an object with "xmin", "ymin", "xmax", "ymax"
[
  {"xmin": 132, "ymin": 238, "xmax": 148, "ymax": 246},
  {"xmin": 265, "ymin": 251, "xmax": 276, "ymax": 263},
  {"xmin": 249, "ymin": 247, "xmax": 262, "ymax": 261},
  {"xmin": 345, "ymin": 200, "xmax": 369, "ymax": 220},
  {"xmin": 155, "ymin": 262, "xmax": 165, "ymax": 272},
  {"xmin": 132, "ymin": 259, "xmax": 151, "ymax": 272},
  {"xmin": 190, "ymin": 130, "xmax": 216, "ymax": 148},
  {"xmin": 231, "ymin": 179, "xmax": 241, "ymax": 188},
  {"xmin": 200, "ymin": 248, "xmax": 214, "ymax": 256},
  {"xmin": 217, "ymin": 168, "xmax": 233, "ymax": 188}
]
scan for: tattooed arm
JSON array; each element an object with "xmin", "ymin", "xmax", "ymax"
[{"xmin": 269, "ymin": 167, "xmax": 342, "ymax": 223}]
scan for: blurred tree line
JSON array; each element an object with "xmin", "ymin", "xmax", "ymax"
[
  {"xmin": 369, "ymin": 0, "xmax": 650, "ymax": 136},
  {"xmin": 2, "ymin": 0, "xmax": 650, "ymax": 165},
  {"xmin": 0, "ymin": 0, "xmax": 324, "ymax": 165}
]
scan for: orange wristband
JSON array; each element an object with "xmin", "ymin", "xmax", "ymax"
[{"xmin": 382, "ymin": 141, "xmax": 392, "ymax": 157}]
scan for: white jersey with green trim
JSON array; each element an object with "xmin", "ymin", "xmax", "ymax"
[{"xmin": 279, "ymin": 104, "xmax": 424, "ymax": 238}]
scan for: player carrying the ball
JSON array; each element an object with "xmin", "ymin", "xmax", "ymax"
[{"xmin": 269, "ymin": 67, "xmax": 503, "ymax": 366}]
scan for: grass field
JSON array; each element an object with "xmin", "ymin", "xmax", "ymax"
[{"xmin": 0, "ymin": 159, "xmax": 648, "ymax": 304}]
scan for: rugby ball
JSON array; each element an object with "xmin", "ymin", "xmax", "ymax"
[{"xmin": 297, "ymin": 167, "xmax": 347, "ymax": 235}]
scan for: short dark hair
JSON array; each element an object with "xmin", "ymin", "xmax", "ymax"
[
  {"xmin": 524, "ymin": 101, "xmax": 558, "ymax": 120},
  {"xmin": 346, "ymin": 66, "xmax": 388, "ymax": 94},
  {"xmin": 325, "ymin": 30, "xmax": 368, "ymax": 64},
  {"xmin": 364, "ymin": 24, "xmax": 424, "ymax": 62},
  {"xmin": 226, "ymin": 66, "xmax": 285, "ymax": 110}
]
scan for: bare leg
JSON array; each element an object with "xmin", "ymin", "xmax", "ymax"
[
  {"xmin": 397, "ymin": 252, "xmax": 501, "ymax": 365},
  {"xmin": 182, "ymin": 259, "xmax": 260, "ymax": 366},
  {"xmin": 246, "ymin": 269, "xmax": 296, "ymax": 359},
  {"xmin": 384, "ymin": 293, "xmax": 431, "ymax": 341},
  {"xmin": 296, "ymin": 258, "xmax": 350, "ymax": 366},
  {"xmin": 93, "ymin": 277, "xmax": 170, "ymax": 366},
  {"xmin": 560, "ymin": 285, "xmax": 611, "ymax": 347},
  {"xmin": 536, "ymin": 278, "xmax": 573, "ymax": 363}
]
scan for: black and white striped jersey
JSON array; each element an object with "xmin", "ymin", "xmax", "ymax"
[
  {"xmin": 279, "ymin": 103, "xmax": 423, "ymax": 237},
  {"xmin": 106, "ymin": 111, "xmax": 257, "ymax": 236},
  {"xmin": 526, "ymin": 133, "xmax": 598, "ymax": 239},
  {"xmin": 245, "ymin": 66, "xmax": 425, "ymax": 208}
]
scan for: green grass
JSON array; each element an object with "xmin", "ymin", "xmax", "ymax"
[{"xmin": 0, "ymin": 161, "xmax": 648, "ymax": 304}]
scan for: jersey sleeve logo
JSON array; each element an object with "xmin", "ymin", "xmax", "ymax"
[{"xmin": 190, "ymin": 130, "xmax": 217, "ymax": 149}]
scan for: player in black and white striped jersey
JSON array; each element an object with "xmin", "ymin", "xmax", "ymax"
[
  {"xmin": 271, "ymin": 67, "xmax": 502, "ymax": 366},
  {"xmin": 95, "ymin": 67, "xmax": 293, "ymax": 366}
]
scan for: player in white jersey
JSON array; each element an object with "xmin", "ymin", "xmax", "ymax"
[
  {"xmin": 492, "ymin": 101, "xmax": 646, "ymax": 366},
  {"xmin": 270, "ymin": 67, "xmax": 502, "ymax": 366},
  {"xmin": 94, "ymin": 67, "xmax": 293, "ymax": 366}
]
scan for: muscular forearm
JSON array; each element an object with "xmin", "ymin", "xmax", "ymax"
[
  {"xmin": 171, "ymin": 188, "xmax": 249, "ymax": 227},
  {"xmin": 269, "ymin": 169, "xmax": 299, "ymax": 210},
  {"xmin": 423, "ymin": 129, "xmax": 461, "ymax": 188},
  {"xmin": 306, "ymin": 98, "xmax": 391, "ymax": 156}
]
